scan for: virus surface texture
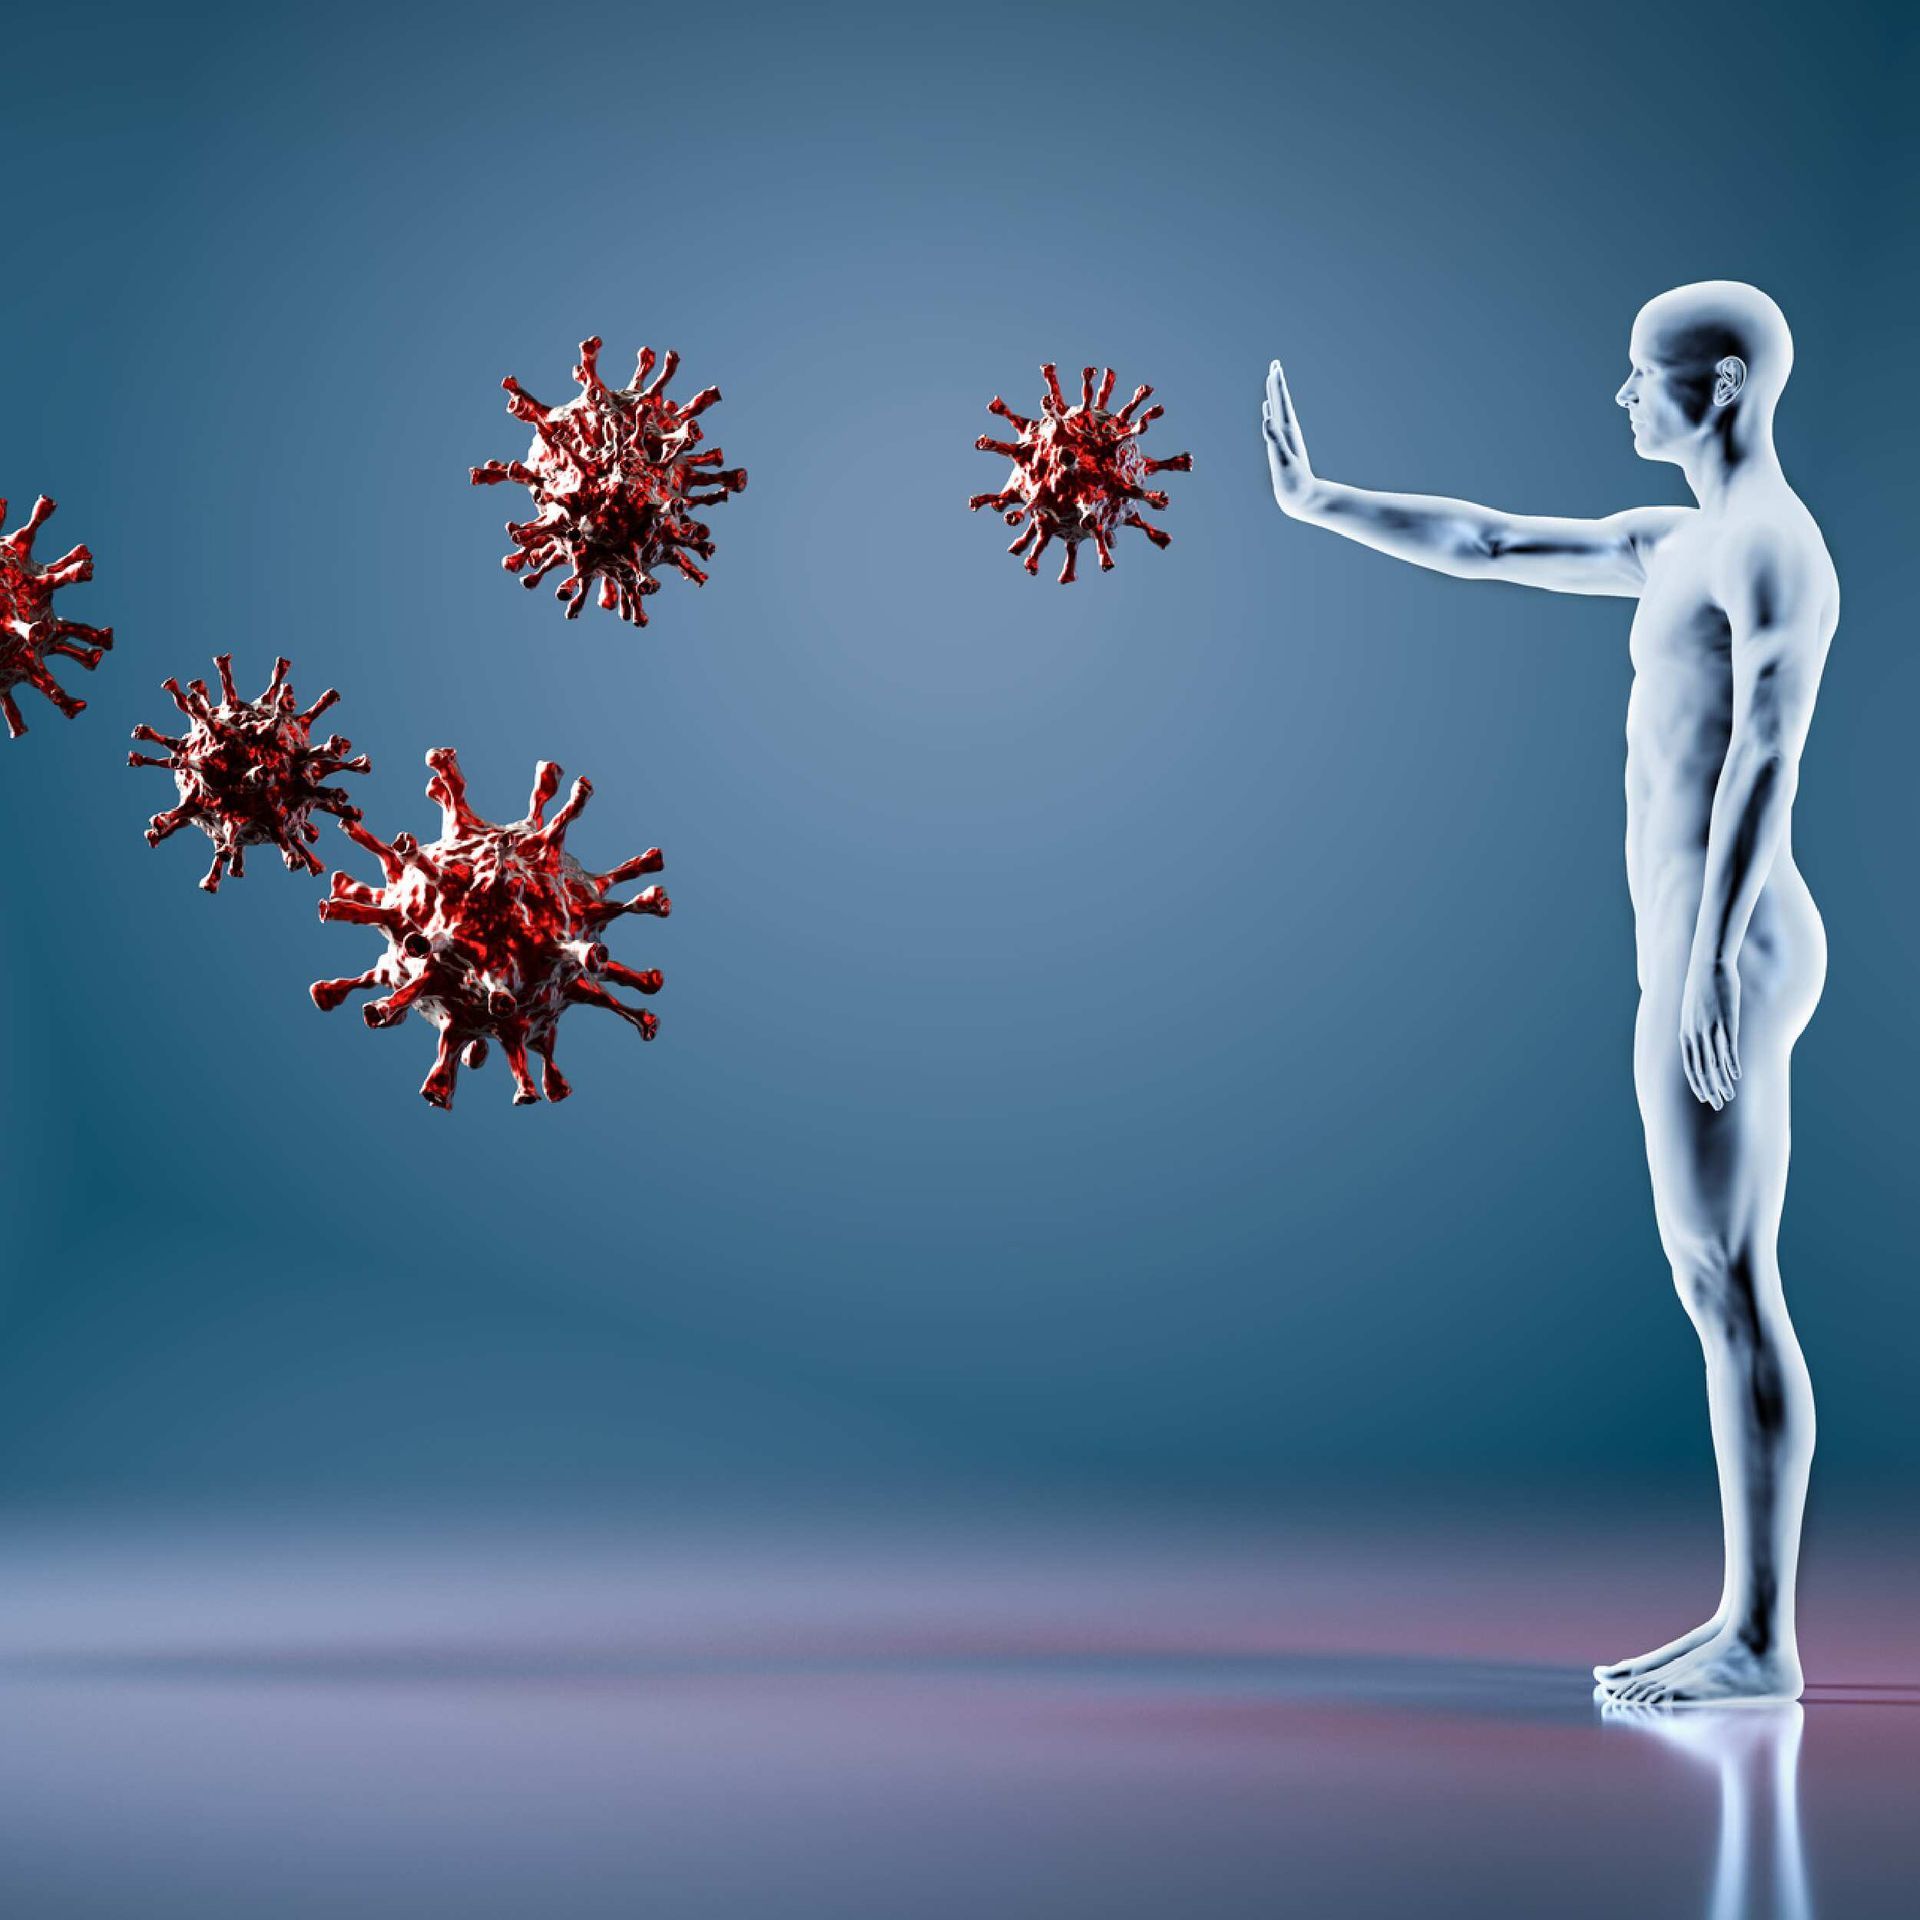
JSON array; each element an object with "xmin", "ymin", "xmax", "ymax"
[
  {"xmin": 131, "ymin": 655, "xmax": 371, "ymax": 893},
  {"xmin": 312, "ymin": 748, "xmax": 670, "ymax": 1109},
  {"xmin": 969, "ymin": 364, "xmax": 1193, "ymax": 583},
  {"xmin": 0, "ymin": 495, "xmax": 113, "ymax": 739},
  {"xmin": 471, "ymin": 336, "xmax": 747, "ymax": 627}
]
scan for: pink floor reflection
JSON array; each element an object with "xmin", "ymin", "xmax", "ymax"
[{"xmin": 0, "ymin": 1502, "xmax": 1912, "ymax": 1917}]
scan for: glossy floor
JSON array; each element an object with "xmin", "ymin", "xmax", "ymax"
[{"xmin": 0, "ymin": 1505, "xmax": 1912, "ymax": 1916}]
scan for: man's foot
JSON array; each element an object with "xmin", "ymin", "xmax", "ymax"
[
  {"xmin": 1602, "ymin": 1628, "xmax": 1802, "ymax": 1707},
  {"xmin": 1592, "ymin": 1611, "xmax": 1725, "ymax": 1687}
]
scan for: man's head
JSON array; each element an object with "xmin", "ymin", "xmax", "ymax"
[{"xmin": 1616, "ymin": 282, "xmax": 1793, "ymax": 463}]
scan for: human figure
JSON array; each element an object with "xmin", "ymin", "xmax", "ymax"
[{"xmin": 1262, "ymin": 282, "xmax": 1835, "ymax": 1704}]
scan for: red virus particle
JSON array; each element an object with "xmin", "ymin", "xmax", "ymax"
[
  {"xmin": 130, "ymin": 655, "xmax": 371, "ymax": 893},
  {"xmin": 312, "ymin": 748, "xmax": 670, "ymax": 1109},
  {"xmin": 471, "ymin": 336, "xmax": 747, "ymax": 627},
  {"xmin": 0, "ymin": 494, "xmax": 113, "ymax": 739},
  {"xmin": 969, "ymin": 363, "xmax": 1193, "ymax": 583}
]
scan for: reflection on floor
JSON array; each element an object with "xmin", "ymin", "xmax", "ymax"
[{"xmin": 0, "ymin": 1504, "xmax": 1912, "ymax": 1917}]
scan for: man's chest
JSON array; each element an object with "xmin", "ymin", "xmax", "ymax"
[{"xmin": 1630, "ymin": 540, "xmax": 1731, "ymax": 674}]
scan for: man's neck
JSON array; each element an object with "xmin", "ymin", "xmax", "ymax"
[{"xmin": 1680, "ymin": 413, "xmax": 1781, "ymax": 512}]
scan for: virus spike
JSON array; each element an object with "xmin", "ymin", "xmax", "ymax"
[
  {"xmin": 526, "ymin": 760, "xmax": 563, "ymax": 825},
  {"xmin": 424, "ymin": 746, "xmax": 480, "ymax": 836},
  {"xmin": 970, "ymin": 362, "xmax": 1190, "ymax": 585},
  {"xmin": 598, "ymin": 847, "xmax": 665, "ymax": 887},
  {"xmin": 311, "ymin": 965, "xmax": 384, "ymax": 1012},
  {"xmin": 1, "ymin": 494, "xmax": 113, "ymax": 737},
  {"xmin": 313, "ymin": 752, "xmax": 670, "ymax": 1108},
  {"xmin": 500, "ymin": 376, "xmax": 548, "ymax": 424},
  {"xmin": 501, "ymin": 1033, "xmax": 540, "ymax": 1106},
  {"xmin": 1124, "ymin": 510, "xmax": 1173, "ymax": 550},
  {"xmin": 538, "ymin": 1044, "xmax": 572, "ymax": 1103},
  {"xmin": 602, "ymin": 961, "xmax": 665, "ymax": 995},
  {"xmin": 531, "ymin": 776, "xmax": 592, "ymax": 851},
  {"xmin": 643, "ymin": 348, "xmax": 680, "ymax": 396},
  {"xmin": 565, "ymin": 974, "xmax": 659, "ymax": 1038},
  {"xmin": 145, "ymin": 801, "xmax": 197, "ymax": 846},
  {"xmin": 422, "ymin": 1029, "xmax": 462, "ymax": 1109},
  {"xmin": 986, "ymin": 396, "xmax": 1033, "ymax": 433},
  {"xmin": 132, "ymin": 654, "xmax": 370, "ymax": 892},
  {"xmin": 339, "ymin": 813, "xmax": 405, "ymax": 880}
]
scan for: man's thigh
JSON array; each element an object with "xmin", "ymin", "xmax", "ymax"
[{"xmin": 1634, "ymin": 995, "xmax": 1793, "ymax": 1263}]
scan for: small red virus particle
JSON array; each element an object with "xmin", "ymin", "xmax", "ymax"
[
  {"xmin": 471, "ymin": 336, "xmax": 747, "ymax": 627},
  {"xmin": 969, "ymin": 363, "xmax": 1193, "ymax": 583},
  {"xmin": 0, "ymin": 494, "xmax": 114, "ymax": 739},
  {"xmin": 130, "ymin": 655, "xmax": 371, "ymax": 893},
  {"xmin": 312, "ymin": 748, "xmax": 670, "ymax": 1109}
]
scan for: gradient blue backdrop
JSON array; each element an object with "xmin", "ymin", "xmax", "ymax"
[{"xmin": 1, "ymin": 0, "xmax": 1913, "ymax": 1515}]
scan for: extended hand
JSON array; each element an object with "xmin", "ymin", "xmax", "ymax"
[
  {"xmin": 1262, "ymin": 361, "xmax": 1316, "ymax": 515},
  {"xmin": 1679, "ymin": 958, "xmax": 1741, "ymax": 1109}
]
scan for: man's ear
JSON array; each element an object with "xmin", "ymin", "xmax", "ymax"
[{"xmin": 1712, "ymin": 355, "xmax": 1747, "ymax": 407}]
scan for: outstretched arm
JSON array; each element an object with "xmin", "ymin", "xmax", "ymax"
[
  {"xmin": 1262, "ymin": 362, "xmax": 1681, "ymax": 599},
  {"xmin": 1678, "ymin": 531, "xmax": 1833, "ymax": 1108}
]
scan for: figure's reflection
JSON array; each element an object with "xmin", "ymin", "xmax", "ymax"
[{"xmin": 1601, "ymin": 1701, "xmax": 1809, "ymax": 1920}]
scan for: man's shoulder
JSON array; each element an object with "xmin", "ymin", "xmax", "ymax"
[{"xmin": 1712, "ymin": 494, "xmax": 1838, "ymax": 627}]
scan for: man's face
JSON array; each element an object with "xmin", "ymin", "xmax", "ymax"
[{"xmin": 1615, "ymin": 320, "xmax": 1717, "ymax": 463}]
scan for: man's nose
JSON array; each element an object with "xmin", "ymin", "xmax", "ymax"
[{"xmin": 1616, "ymin": 378, "xmax": 1635, "ymax": 408}]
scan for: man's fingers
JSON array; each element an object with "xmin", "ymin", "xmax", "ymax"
[
  {"xmin": 1707, "ymin": 1038, "xmax": 1728, "ymax": 1107},
  {"xmin": 1682, "ymin": 1032, "xmax": 1719, "ymax": 1109},
  {"xmin": 1714, "ymin": 1028, "xmax": 1739, "ymax": 1101},
  {"xmin": 1267, "ymin": 360, "xmax": 1295, "ymax": 428}
]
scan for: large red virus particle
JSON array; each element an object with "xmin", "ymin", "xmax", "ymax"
[
  {"xmin": 0, "ymin": 494, "xmax": 113, "ymax": 739},
  {"xmin": 969, "ymin": 364, "xmax": 1193, "ymax": 583},
  {"xmin": 130, "ymin": 655, "xmax": 371, "ymax": 893},
  {"xmin": 312, "ymin": 748, "xmax": 670, "ymax": 1109},
  {"xmin": 471, "ymin": 336, "xmax": 747, "ymax": 628}
]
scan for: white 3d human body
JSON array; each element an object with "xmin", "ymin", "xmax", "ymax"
[{"xmin": 1263, "ymin": 283, "xmax": 1835, "ymax": 1704}]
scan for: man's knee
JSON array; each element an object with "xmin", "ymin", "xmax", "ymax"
[{"xmin": 1666, "ymin": 1234, "xmax": 1761, "ymax": 1337}]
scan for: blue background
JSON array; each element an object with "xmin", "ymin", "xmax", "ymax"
[{"xmin": 1, "ymin": 0, "xmax": 1913, "ymax": 1518}]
